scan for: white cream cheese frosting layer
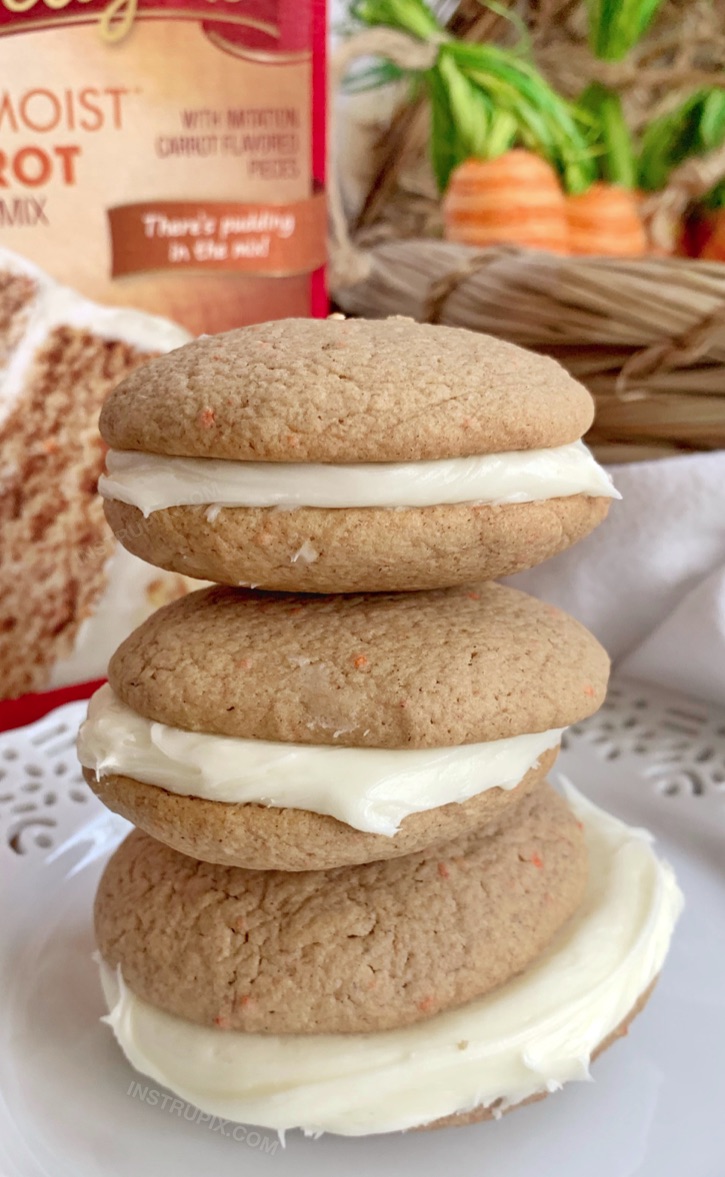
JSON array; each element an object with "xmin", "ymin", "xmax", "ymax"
[
  {"xmin": 77, "ymin": 685, "xmax": 562, "ymax": 836},
  {"xmin": 99, "ymin": 439, "xmax": 620, "ymax": 515},
  {"xmin": 98, "ymin": 787, "xmax": 683, "ymax": 1137}
]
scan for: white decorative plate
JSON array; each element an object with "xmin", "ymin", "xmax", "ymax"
[{"xmin": 0, "ymin": 678, "xmax": 723, "ymax": 1177}]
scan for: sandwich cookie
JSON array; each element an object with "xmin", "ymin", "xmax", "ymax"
[
  {"xmin": 95, "ymin": 787, "xmax": 682, "ymax": 1136},
  {"xmin": 78, "ymin": 583, "xmax": 610, "ymax": 870},
  {"xmin": 98, "ymin": 317, "xmax": 619, "ymax": 593}
]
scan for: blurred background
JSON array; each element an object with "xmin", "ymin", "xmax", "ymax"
[{"xmin": 331, "ymin": 0, "xmax": 725, "ymax": 462}]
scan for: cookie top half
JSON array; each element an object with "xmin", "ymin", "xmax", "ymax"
[
  {"xmin": 108, "ymin": 583, "xmax": 609, "ymax": 748},
  {"xmin": 99, "ymin": 317, "xmax": 594, "ymax": 462}
]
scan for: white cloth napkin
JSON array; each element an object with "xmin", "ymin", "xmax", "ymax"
[{"xmin": 508, "ymin": 451, "xmax": 725, "ymax": 706}]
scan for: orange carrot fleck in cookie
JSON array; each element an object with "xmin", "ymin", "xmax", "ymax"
[
  {"xmin": 198, "ymin": 407, "xmax": 215, "ymax": 428},
  {"xmin": 237, "ymin": 995, "xmax": 253, "ymax": 1008},
  {"xmin": 417, "ymin": 996, "xmax": 436, "ymax": 1014},
  {"xmin": 213, "ymin": 1014, "xmax": 231, "ymax": 1029},
  {"xmin": 531, "ymin": 853, "xmax": 544, "ymax": 869},
  {"xmin": 41, "ymin": 437, "xmax": 59, "ymax": 454},
  {"xmin": 583, "ymin": 684, "xmax": 596, "ymax": 697},
  {"xmin": 236, "ymin": 657, "xmax": 253, "ymax": 670},
  {"xmin": 576, "ymin": 820, "xmax": 584, "ymax": 831},
  {"xmin": 437, "ymin": 862, "xmax": 450, "ymax": 879},
  {"xmin": 353, "ymin": 655, "xmax": 368, "ymax": 669},
  {"xmin": 466, "ymin": 591, "xmax": 481, "ymax": 601}
]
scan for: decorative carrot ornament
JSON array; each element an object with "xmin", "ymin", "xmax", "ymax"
[
  {"xmin": 562, "ymin": 1, "xmax": 665, "ymax": 256},
  {"xmin": 699, "ymin": 215, "xmax": 725, "ymax": 261},
  {"xmin": 680, "ymin": 209, "xmax": 718, "ymax": 258},
  {"xmin": 443, "ymin": 150, "xmax": 570, "ymax": 254},
  {"xmin": 639, "ymin": 89, "xmax": 725, "ymax": 257},
  {"xmin": 350, "ymin": 0, "xmax": 595, "ymax": 224},
  {"xmin": 566, "ymin": 181, "xmax": 647, "ymax": 256}
]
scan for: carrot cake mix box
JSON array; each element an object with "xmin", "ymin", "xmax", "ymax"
[
  {"xmin": 0, "ymin": 0, "xmax": 326, "ymax": 709},
  {"xmin": 0, "ymin": 0, "xmax": 326, "ymax": 332}
]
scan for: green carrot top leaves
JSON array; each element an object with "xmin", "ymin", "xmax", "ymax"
[
  {"xmin": 349, "ymin": 0, "xmax": 596, "ymax": 192},
  {"xmin": 579, "ymin": 0, "xmax": 667, "ymax": 187},
  {"xmin": 351, "ymin": 0, "xmax": 441, "ymax": 40},
  {"xmin": 577, "ymin": 82, "xmax": 638, "ymax": 188},
  {"xmin": 349, "ymin": 0, "xmax": 722, "ymax": 204},
  {"xmin": 585, "ymin": 0, "xmax": 666, "ymax": 61},
  {"xmin": 639, "ymin": 89, "xmax": 725, "ymax": 204}
]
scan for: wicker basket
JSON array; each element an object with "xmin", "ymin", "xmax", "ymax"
[
  {"xmin": 329, "ymin": 5, "xmax": 725, "ymax": 460},
  {"xmin": 332, "ymin": 239, "xmax": 725, "ymax": 459}
]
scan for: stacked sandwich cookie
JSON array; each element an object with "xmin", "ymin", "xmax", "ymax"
[
  {"xmin": 97, "ymin": 316, "xmax": 616, "ymax": 592},
  {"xmin": 80, "ymin": 583, "xmax": 606, "ymax": 870},
  {"xmin": 78, "ymin": 316, "xmax": 683, "ymax": 1138}
]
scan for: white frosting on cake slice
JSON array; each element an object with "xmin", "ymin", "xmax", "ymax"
[
  {"xmin": 0, "ymin": 247, "xmax": 190, "ymax": 429},
  {"xmin": 0, "ymin": 247, "xmax": 195, "ymax": 697}
]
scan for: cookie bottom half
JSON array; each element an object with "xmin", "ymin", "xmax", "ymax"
[
  {"xmin": 103, "ymin": 495, "xmax": 610, "ymax": 592},
  {"xmin": 83, "ymin": 746, "xmax": 556, "ymax": 870}
]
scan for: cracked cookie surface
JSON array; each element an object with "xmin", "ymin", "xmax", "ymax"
[
  {"xmin": 109, "ymin": 582, "xmax": 610, "ymax": 747},
  {"xmin": 95, "ymin": 782, "xmax": 587, "ymax": 1034},
  {"xmin": 100, "ymin": 317, "xmax": 593, "ymax": 462}
]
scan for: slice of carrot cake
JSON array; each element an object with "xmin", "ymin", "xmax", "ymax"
[{"xmin": 0, "ymin": 247, "xmax": 193, "ymax": 700}]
